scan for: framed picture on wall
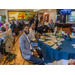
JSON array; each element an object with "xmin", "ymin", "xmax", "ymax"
[{"xmin": 8, "ymin": 11, "xmax": 25, "ymax": 21}]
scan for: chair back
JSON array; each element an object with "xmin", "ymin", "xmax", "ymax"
[
  {"xmin": 13, "ymin": 28, "xmax": 19, "ymax": 33},
  {"xmin": 70, "ymin": 27, "xmax": 75, "ymax": 33}
]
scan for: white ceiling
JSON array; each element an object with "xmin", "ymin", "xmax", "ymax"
[
  {"xmin": 6, "ymin": 9, "xmax": 56, "ymax": 13},
  {"xmin": 6, "ymin": 9, "xmax": 34, "ymax": 11},
  {"xmin": 37, "ymin": 9, "xmax": 56, "ymax": 13}
]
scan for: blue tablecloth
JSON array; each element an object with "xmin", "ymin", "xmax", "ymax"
[{"xmin": 38, "ymin": 34, "xmax": 75, "ymax": 64}]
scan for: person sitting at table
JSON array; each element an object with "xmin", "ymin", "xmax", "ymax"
[
  {"xmin": 5, "ymin": 23, "xmax": 12, "ymax": 34},
  {"xmin": 44, "ymin": 20, "xmax": 49, "ymax": 27},
  {"xmin": 8, "ymin": 21, "xmax": 12, "ymax": 27},
  {"xmin": 15, "ymin": 20, "xmax": 21, "ymax": 35},
  {"xmin": 19, "ymin": 25, "xmax": 45, "ymax": 65},
  {"xmin": 28, "ymin": 23, "xmax": 39, "ymax": 43},
  {"xmin": 0, "ymin": 27, "xmax": 14, "ymax": 54},
  {"xmin": 2, "ymin": 21, "xmax": 5, "ymax": 26},
  {"xmin": 20, "ymin": 20, "xmax": 25, "ymax": 25},
  {"xmin": 10, "ymin": 21, "xmax": 16, "ymax": 32},
  {"xmin": 37, "ymin": 21, "xmax": 49, "ymax": 35},
  {"xmin": 49, "ymin": 19, "xmax": 55, "ymax": 33}
]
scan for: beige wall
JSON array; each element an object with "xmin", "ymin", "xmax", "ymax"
[
  {"xmin": 0, "ymin": 9, "xmax": 6, "ymax": 15},
  {"xmin": 0, "ymin": 9, "xmax": 36, "ymax": 23},
  {"xmin": 0, "ymin": 9, "xmax": 57, "ymax": 23},
  {"xmin": 44, "ymin": 9, "xmax": 57, "ymax": 23}
]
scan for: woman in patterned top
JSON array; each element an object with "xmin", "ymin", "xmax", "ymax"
[
  {"xmin": 5, "ymin": 23, "xmax": 12, "ymax": 34},
  {"xmin": 0, "ymin": 27, "xmax": 14, "ymax": 53}
]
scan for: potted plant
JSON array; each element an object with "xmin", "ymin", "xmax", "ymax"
[{"xmin": 2, "ymin": 15, "xmax": 6, "ymax": 22}]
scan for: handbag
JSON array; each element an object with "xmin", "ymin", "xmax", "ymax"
[
  {"xmin": 0, "ymin": 42, "xmax": 5, "ymax": 54},
  {"xmin": 0, "ymin": 52, "xmax": 4, "ymax": 63}
]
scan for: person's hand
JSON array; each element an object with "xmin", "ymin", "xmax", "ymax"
[
  {"xmin": 34, "ymin": 40, "xmax": 38, "ymax": 43},
  {"xmin": 33, "ymin": 51, "xmax": 38, "ymax": 57}
]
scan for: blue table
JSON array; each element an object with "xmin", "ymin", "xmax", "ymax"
[{"xmin": 38, "ymin": 34, "xmax": 75, "ymax": 64}]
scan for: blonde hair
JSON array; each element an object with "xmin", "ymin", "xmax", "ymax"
[{"xmin": 5, "ymin": 23, "xmax": 9, "ymax": 26}]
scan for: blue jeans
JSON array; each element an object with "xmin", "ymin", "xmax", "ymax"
[{"xmin": 29, "ymin": 49, "xmax": 45, "ymax": 65}]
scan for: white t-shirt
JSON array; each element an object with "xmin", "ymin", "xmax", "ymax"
[
  {"xmin": 28, "ymin": 28, "xmax": 36, "ymax": 41},
  {"xmin": 25, "ymin": 34, "xmax": 33, "ymax": 50},
  {"xmin": 25, "ymin": 33, "xmax": 36, "ymax": 55},
  {"xmin": 44, "ymin": 22, "xmax": 49, "ymax": 27}
]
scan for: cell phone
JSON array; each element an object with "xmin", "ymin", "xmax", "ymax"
[{"xmin": 56, "ymin": 47, "xmax": 62, "ymax": 50}]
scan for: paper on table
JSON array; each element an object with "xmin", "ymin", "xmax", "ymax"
[
  {"xmin": 45, "ymin": 33, "xmax": 52, "ymax": 35},
  {"xmin": 51, "ymin": 44, "xmax": 58, "ymax": 49},
  {"xmin": 46, "ymin": 37, "xmax": 52, "ymax": 39},
  {"xmin": 72, "ymin": 44, "xmax": 75, "ymax": 48},
  {"xmin": 39, "ymin": 39, "xmax": 45, "ymax": 41},
  {"xmin": 57, "ymin": 38, "xmax": 65, "ymax": 41},
  {"xmin": 70, "ymin": 35, "xmax": 75, "ymax": 38},
  {"xmin": 58, "ymin": 41, "xmax": 62, "ymax": 45},
  {"xmin": 44, "ymin": 41, "xmax": 54, "ymax": 46}
]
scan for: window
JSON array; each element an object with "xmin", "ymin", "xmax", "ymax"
[{"xmin": 67, "ymin": 11, "xmax": 75, "ymax": 22}]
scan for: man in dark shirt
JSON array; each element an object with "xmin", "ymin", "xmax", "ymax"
[
  {"xmin": 37, "ymin": 21, "xmax": 49, "ymax": 35},
  {"xmin": 29, "ymin": 15, "xmax": 35, "ymax": 27}
]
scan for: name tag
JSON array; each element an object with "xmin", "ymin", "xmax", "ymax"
[{"xmin": 43, "ymin": 29, "xmax": 46, "ymax": 31}]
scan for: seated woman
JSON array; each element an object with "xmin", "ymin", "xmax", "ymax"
[
  {"xmin": 5, "ymin": 23, "xmax": 12, "ymax": 34},
  {"xmin": 0, "ymin": 27, "xmax": 14, "ymax": 54}
]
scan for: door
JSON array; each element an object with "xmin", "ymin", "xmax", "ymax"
[{"xmin": 44, "ymin": 14, "xmax": 49, "ymax": 22}]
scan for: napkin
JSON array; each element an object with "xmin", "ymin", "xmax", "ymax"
[
  {"xmin": 72, "ymin": 44, "xmax": 75, "ymax": 48},
  {"xmin": 57, "ymin": 38, "xmax": 65, "ymax": 41},
  {"xmin": 44, "ymin": 41, "xmax": 54, "ymax": 46},
  {"xmin": 70, "ymin": 35, "xmax": 75, "ymax": 38},
  {"xmin": 51, "ymin": 44, "xmax": 58, "ymax": 49},
  {"xmin": 39, "ymin": 39, "xmax": 45, "ymax": 41},
  {"xmin": 45, "ymin": 37, "xmax": 52, "ymax": 39},
  {"xmin": 58, "ymin": 41, "xmax": 62, "ymax": 45}
]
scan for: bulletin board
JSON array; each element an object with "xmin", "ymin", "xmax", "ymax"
[{"xmin": 8, "ymin": 11, "xmax": 25, "ymax": 21}]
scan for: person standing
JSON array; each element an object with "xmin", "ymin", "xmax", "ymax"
[
  {"xmin": 35, "ymin": 16, "xmax": 38, "ymax": 31},
  {"xmin": 29, "ymin": 15, "xmax": 35, "ymax": 27}
]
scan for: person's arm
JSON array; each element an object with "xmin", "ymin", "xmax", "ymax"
[
  {"xmin": 34, "ymin": 34, "xmax": 39, "ymax": 43},
  {"xmin": 37, "ymin": 27, "xmax": 42, "ymax": 36},
  {"xmin": 19, "ymin": 37, "xmax": 32, "ymax": 55},
  {"xmin": 47, "ymin": 26, "xmax": 49, "ymax": 33}
]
